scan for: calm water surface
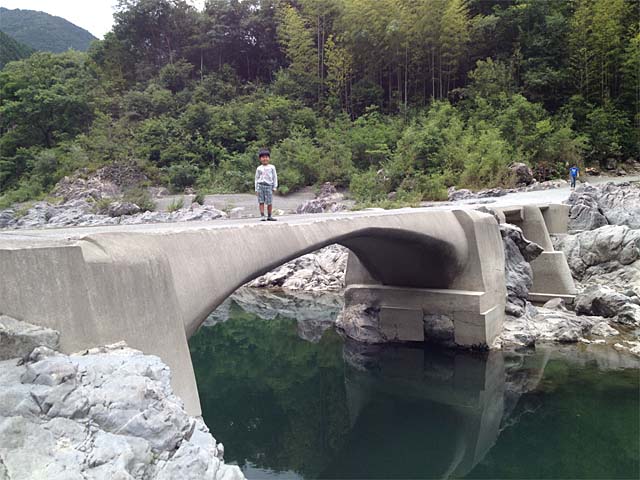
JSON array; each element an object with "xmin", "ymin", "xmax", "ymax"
[{"xmin": 189, "ymin": 292, "xmax": 640, "ymax": 479}]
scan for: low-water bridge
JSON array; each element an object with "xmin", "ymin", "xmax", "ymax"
[{"xmin": 0, "ymin": 205, "xmax": 574, "ymax": 415}]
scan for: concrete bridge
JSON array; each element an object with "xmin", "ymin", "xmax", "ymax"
[{"xmin": 0, "ymin": 205, "xmax": 573, "ymax": 415}]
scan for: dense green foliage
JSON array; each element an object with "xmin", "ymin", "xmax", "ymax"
[
  {"xmin": 0, "ymin": 0, "xmax": 638, "ymax": 207},
  {"xmin": 0, "ymin": 7, "xmax": 96, "ymax": 53},
  {"xmin": 0, "ymin": 31, "xmax": 35, "ymax": 68}
]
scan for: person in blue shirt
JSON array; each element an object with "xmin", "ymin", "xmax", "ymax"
[{"xmin": 569, "ymin": 164, "xmax": 580, "ymax": 189}]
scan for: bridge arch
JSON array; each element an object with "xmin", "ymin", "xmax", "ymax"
[{"xmin": 0, "ymin": 208, "xmax": 506, "ymax": 416}]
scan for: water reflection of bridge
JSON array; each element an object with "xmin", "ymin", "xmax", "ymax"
[{"xmin": 338, "ymin": 343, "xmax": 549, "ymax": 479}]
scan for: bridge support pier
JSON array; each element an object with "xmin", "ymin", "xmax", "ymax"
[
  {"xmin": 500, "ymin": 204, "xmax": 576, "ymax": 303},
  {"xmin": 343, "ymin": 285, "xmax": 504, "ymax": 346}
]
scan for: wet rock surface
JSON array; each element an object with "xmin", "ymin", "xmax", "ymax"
[
  {"xmin": 205, "ymin": 288, "xmax": 342, "ymax": 343},
  {"xmin": 0, "ymin": 335, "xmax": 243, "ymax": 480}
]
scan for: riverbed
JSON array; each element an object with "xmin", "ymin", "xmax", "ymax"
[{"xmin": 189, "ymin": 291, "xmax": 640, "ymax": 479}]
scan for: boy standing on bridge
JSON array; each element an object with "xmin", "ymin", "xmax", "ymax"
[
  {"xmin": 569, "ymin": 164, "xmax": 580, "ymax": 189},
  {"xmin": 255, "ymin": 148, "xmax": 278, "ymax": 221}
]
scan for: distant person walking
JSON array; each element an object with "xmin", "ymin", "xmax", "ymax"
[
  {"xmin": 255, "ymin": 148, "xmax": 278, "ymax": 221},
  {"xmin": 569, "ymin": 164, "xmax": 580, "ymax": 189}
]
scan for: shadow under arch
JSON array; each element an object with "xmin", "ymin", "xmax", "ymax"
[{"xmin": 191, "ymin": 226, "xmax": 469, "ymax": 338}]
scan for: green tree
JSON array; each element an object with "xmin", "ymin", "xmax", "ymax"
[
  {"xmin": 278, "ymin": 4, "xmax": 318, "ymax": 104},
  {"xmin": 0, "ymin": 52, "xmax": 97, "ymax": 154}
]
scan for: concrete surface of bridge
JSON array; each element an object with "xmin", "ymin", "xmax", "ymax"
[{"xmin": 0, "ymin": 204, "xmax": 573, "ymax": 415}]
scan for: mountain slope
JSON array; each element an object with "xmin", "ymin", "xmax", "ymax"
[
  {"xmin": 0, "ymin": 30, "xmax": 35, "ymax": 68},
  {"xmin": 0, "ymin": 7, "xmax": 96, "ymax": 53}
]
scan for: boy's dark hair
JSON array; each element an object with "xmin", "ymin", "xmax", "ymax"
[{"xmin": 258, "ymin": 148, "xmax": 270, "ymax": 158}]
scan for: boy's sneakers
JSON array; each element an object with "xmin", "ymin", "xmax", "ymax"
[
  {"xmin": 260, "ymin": 216, "xmax": 266, "ymax": 221},
  {"xmin": 267, "ymin": 216, "xmax": 277, "ymax": 221}
]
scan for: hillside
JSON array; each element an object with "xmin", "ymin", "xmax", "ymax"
[
  {"xmin": 0, "ymin": 7, "xmax": 96, "ymax": 53},
  {"xmin": 0, "ymin": 30, "xmax": 34, "ymax": 68}
]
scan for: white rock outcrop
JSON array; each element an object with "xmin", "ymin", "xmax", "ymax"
[
  {"xmin": 247, "ymin": 244, "xmax": 348, "ymax": 291},
  {"xmin": 0, "ymin": 339, "xmax": 244, "ymax": 480}
]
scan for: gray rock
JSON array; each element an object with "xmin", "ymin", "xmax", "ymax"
[
  {"xmin": 228, "ymin": 207, "xmax": 246, "ymax": 219},
  {"xmin": 0, "ymin": 342, "xmax": 244, "ymax": 480},
  {"xmin": 295, "ymin": 183, "xmax": 347, "ymax": 214},
  {"xmin": 510, "ymin": 162, "xmax": 534, "ymax": 186},
  {"xmin": 0, "ymin": 316, "xmax": 60, "ymax": 360},
  {"xmin": 616, "ymin": 303, "xmax": 640, "ymax": 326},
  {"xmin": 566, "ymin": 187, "xmax": 609, "ymax": 232},
  {"xmin": 107, "ymin": 201, "xmax": 141, "ymax": 217},
  {"xmin": 543, "ymin": 298, "xmax": 569, "ymax": 310},
  {"xmin": 447, "ymin": 187, "xmax": 474, "ymax": 201},
  {"xmin": 500, "ymin": 224, "xmax": 544, "ymax": 317},
  {"xmin": 0, "ymin": 209, "xmax": 14, "ymax": 228},
  {"xmin": 575, "ymin": 285, "xmax": 632, "ymax": 318},
  {"xmin": 336, "ymin": 304, "xmax": 385, "ymax": 344},
  {"xmin": 565, "ymin": 182, "xmax": 640, "ymax": 231},
  {"xmin": 553, "ymin": 225, "xmax": 640, "ymax": 290},
  {"xmin": 247, "ymin": 245, "xmax": 348, "ymax": 292},
  {"xmin": 605, "ymin": 158, "xmax": 617, "ymax": 170},
  {"xmin": 497, "ymin": 307, "xmax": 601, "ymax": 348},
  {"xmin": 590, "ymin": 322, "xmax": 619, "ymax": 337}
]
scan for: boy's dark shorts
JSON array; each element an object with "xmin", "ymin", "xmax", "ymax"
[{"xmin": 257, "ymin": 183, "xmax": 273, "ymax": 205}]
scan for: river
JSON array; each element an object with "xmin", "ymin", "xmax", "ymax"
[{"xmin": 189, "ymin": 290, "xmax": 640, "ymax": 479}]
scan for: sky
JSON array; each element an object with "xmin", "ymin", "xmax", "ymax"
[{"xmin": 0, "ymin": 0, "xmax": 206, "ymax": 39}]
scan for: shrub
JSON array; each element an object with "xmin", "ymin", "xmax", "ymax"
[
  {"xmin": 168, "ymin": 163, "xmax": 199, "ymax": 192},
  {"xmin": 123, "ymin": 188, "xmax": 155, "ymax": 212},
  {"xmin": 167, "ymin": 198, "xmax": 184, "ymax": 212}
]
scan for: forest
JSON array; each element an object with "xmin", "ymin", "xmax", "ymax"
[{"xmin": 0, "ymin": 0, "xmax": 638, "ymax": 207}]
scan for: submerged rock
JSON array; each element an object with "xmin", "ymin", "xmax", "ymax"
[
  {"xmin": 205, "ymin": 288, "xmax": 342, "ymax": 343},
  {"xmin": 0, "ymin": 341, "xmax": 244, "ymax": 480}
]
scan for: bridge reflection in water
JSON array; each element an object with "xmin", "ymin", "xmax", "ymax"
[
  {"xmin": 190, "ymin": 293, "xmax": 554, "ymax": 479},
  {"xmin": 338, "ymin": 342, "xmax": 547, "ymax": 479}
]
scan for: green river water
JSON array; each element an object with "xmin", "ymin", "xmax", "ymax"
[{"xmin": 189, "ymin": 292, "xmax": 640, "ymax": 479}]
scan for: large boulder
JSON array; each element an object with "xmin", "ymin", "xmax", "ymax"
[
  {"xmin": 0, "ymin": 209, "xmax": 14, "ymax": 228},
  {"xmin": 510, "ymin": 162, "xmax": 534, "ymax": 186},
  {"xmin": 295, "ymin": 183, "xmax": 347, "ymax": 214},
  {"xmin": 0, "ymin": 343, "xmax": 244, "ymax": 480},
  {"xmin": 553, "ymin": 225, "xmax": 640, "ymax": 293},
  {"xmin": 500, "ymin": 224, "xmax": 544, "ymax": 317},
  {"xmin": 0, "ymin": 316, "xmax": 60, "ymax": 360},
  {"xmin": 575, "ymin": 285, "xmax": 635, "ymax": 319},
  {"xmin": 107, "ymin": 201, "xmax": 141, "ymax": 217},
  {"xmin": 565, "ymin": 182, "xmax": 640, "ymax": 231},
  {"xmin": 247, "ymin": 244, "xmax": 348, "ymax": 291},
  {"xmin": 497, "ymin": 306, "xmax": 602, "ymax": 348},
  {"xmin": 566, "ymin": 188, "xmax": 609, "ymax": 232}
]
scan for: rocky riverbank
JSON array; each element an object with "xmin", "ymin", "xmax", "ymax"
[
  {"xmin": 0, "ymin": 165, "xmax": 228, "ymax": 230},
  {"xmin": 245, "ymin": 182, "xmax": 640, "ymax": 355},
  {"xmin": 0, "ymin": 316, "xmax": 243, "ymax": 480}
]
